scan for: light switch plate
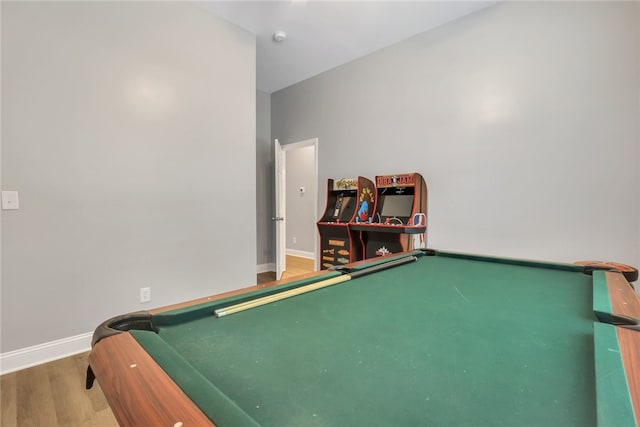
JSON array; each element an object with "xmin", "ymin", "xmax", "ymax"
[{"xmin": 1, "ymin": 191, "xmax": 19, "ymax": 210}]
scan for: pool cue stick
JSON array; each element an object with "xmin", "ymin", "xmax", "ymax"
[
  {"xmin": 214, "ymin": 275, "xmax": 351, "ymax": 317},
  {"xmin": 346, "ymin": 255, "xmax": 418, "ymax": 279},
  {"xmin": 214, "ymin": 254, "xmax": 418, "ymax": 318}
]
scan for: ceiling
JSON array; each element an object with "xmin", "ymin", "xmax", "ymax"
[{"xmin": 198, "ymin": 1, "xmax": 497, "ymax": 93}]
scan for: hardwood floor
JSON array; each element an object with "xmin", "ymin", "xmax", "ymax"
[
  {"xmin": 257, "ymin": 255, "xmax": 315, "ymax": 284},
  {"xmin": 1, "ymin": 352, "xmax": 118, "ymax": 427},
  {"xmin": 1, "ymin": 256, "xmax": 315, "ymax": 426}
]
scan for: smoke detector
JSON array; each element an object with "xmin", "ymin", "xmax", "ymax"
[{"xmin": 273, "ymin": 31, "xmax": 287, "ymax": 42}]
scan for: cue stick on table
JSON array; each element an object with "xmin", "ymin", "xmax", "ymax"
[
  {"xmin": 214, "ymin": 255, "xmax": 418, "ymax": 318},
  {"xmin": 215, "ymin": 275, "xmax": 351, "ymax": 317}
]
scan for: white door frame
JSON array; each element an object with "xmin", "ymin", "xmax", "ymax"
[{"xmin": 274, "ymin": 138, "xmax": 319, "ymax": 278}]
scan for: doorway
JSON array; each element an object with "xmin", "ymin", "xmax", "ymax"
[{"xmin": 274, "ymin": 138, "xmax": 318, "ymax": 280}]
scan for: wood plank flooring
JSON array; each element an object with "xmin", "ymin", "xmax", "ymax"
[
  {"xmin": 1, "ymin": 256, "xmax": 315, "ymax": 426},
  {"xmin": 1, "ymin": 352, "xmax": 118, "ymax": 427},
  {"xmin": 257, "ymin": 255, "xmax": 315, "ymax": 284}
]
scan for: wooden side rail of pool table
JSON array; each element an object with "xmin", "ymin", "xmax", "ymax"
[
  {"xmin": 605, "ymin": 271, "xmax": 640, "ymax": 421},
  {"xmin": 89, "ymin": 331, "xmax": 215, "ymax": 426}
]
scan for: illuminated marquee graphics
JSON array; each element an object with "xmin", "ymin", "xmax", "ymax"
[
  {"xmin": 376, "ymin": 174, "xmax": 416, "ymax": 188},
  {"xmin": 333, "ymin": 178, "xmax": 358, "ymax": 191}
]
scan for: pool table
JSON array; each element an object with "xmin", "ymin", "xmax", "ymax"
[{"xmin": 87, "ymin": 249, "xmax": 640, "ymax": 427}]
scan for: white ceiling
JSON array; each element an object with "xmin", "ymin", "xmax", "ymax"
[{"xmin": 198, "ymin": 1, "xmax": 497, "ymax": 93}]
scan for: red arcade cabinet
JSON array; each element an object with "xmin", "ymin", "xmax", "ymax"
[{"xmin": 317, "ymin": 177, "xmax": 376, "ymax": 269}]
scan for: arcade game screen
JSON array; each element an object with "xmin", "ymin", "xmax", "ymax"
[
  {"xmin": 380, "ymin": 195, "xmax": 414, "ymax": 219},
  {"xmin": 333, "ymin": 195, "xmax": 355, "ymax": 222}
]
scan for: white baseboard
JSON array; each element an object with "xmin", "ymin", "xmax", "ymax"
[
  {"xmin": 257, "ymin": 263, "xmax": 275, "ymax": 274},
  {"xmin": 286, "ymin": 249, "xmax": 315, "ymax": 259},
  {"xmin": 0, "ymin": 332, "xmax": 92, "ymax": 375}
]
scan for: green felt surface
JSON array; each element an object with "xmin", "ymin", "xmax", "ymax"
[
  {"xmin": 130, "ymin": 330, "xmax": 260, "ymax": 426},
  {"xmin": 142, "ymin": 254, "xmax": 605, "ymax": 426}
]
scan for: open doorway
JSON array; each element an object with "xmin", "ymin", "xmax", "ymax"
[{"xmin": 273, "ymin": 138, "xmax": 318, "ymax": 280}]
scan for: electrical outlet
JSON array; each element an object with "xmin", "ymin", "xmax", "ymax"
[
  {"xmin": 1, "ymin": 191, "xmax": 19, "ymax": 210},
  {"xmin": 140, "ymin": 287, "xmax": 151, "ymax": 303},
  {"xmin": 292, "ymin": 236, "xmax": 297, "ymax": 244}
]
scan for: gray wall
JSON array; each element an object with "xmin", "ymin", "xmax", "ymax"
[
  {"xmin": 272, "ymin": 1, "xmax": 640, "ymax": 267},
  {"xmin": 286, "ymin": 145, "xmax": 316, "ymax": 255},
  {"xmin": 1, "ymin": 1, "xmax": 256, "ymax": 352},
  {"xmin": 256, "ymin": 90, "xmax": 273, "ymax": 268}
]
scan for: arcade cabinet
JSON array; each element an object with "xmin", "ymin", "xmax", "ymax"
[
  {"xmin": 317, "ymin": 177, "xmax": 376, "ymax": 269},
  {"xmin": 350, "ymin": 173, "xmax": 427, "ymax": 259}
]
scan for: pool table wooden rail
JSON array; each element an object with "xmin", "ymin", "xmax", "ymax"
[
  {"xmin": 150, "ymin": 270, "xmax": 328, "ymax": 315},
  {"xmin": 606, "ymin": 271, "xmax": 640, "ymax": 320},
  {"xmin": 89, "ymin": 332, "xmax": 215, "ymax": 427},
  {"xmin": 605, "ymin": 271, "xmax": 640, "ymax": 422}
]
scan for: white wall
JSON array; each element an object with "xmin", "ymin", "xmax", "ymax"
[
  {"xmin": 286, "ymin": 145, "xmax": 316, "ymax": 256},
  {"xmin": 256, "ymin": 90, "xmax": 273, "ymax": 269},
  {"xmin": 272, "ymin": 1, "xmax": 639, "ymax": 268},
  {"xmin": 1, "ymin": 2, "xmax": 256, "ymax": 355}
]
